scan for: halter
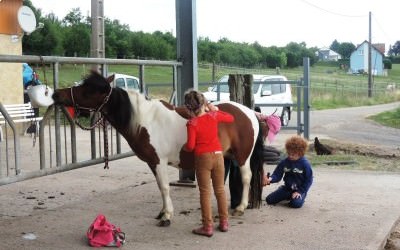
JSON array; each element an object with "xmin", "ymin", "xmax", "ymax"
[
  {"xmin": 70, "ymin": 85, "xmax": 113, "ymax": 169},
  {"xmin": 70, "ymin": 86, "xmax": 113, "ymax": 130}
]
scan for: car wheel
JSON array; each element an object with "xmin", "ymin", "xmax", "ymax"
[{"xmin": 280, "ymin": 108, "xmax": 290, "ymax": 126}]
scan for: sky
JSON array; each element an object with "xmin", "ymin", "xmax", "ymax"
[{"xmin": 30, "ymin": 0, "xmax": 399, "ymax": 51}]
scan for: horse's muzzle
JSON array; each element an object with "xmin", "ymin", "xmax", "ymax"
[{"xmin": 52, "ymin": 90, "xmax": 72, "ymax": 106}]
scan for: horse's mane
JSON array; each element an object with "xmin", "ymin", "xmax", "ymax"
[
  {"xmin": 107, "ymin": 87, "xmax": 133, "ymax": 128},
  {"xmin": 83, "ymin": 71, "xmax": 133, "ymax": 129}
]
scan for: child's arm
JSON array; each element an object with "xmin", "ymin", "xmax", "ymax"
[
  {"xmin": 298, "ymin": 160, "xmax": 313, "ymax": 194},
  {"xmin": 184, "ymin": 123, "xmax": 196, "ymax": 152},
  {"xmin": 269, "ymin": 160, "xmax": 285, "ymax": 183}
]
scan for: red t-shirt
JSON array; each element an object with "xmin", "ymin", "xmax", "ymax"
[{"xmin": 185, "ymin": 110, "xmax": 234, "ymax": 155}]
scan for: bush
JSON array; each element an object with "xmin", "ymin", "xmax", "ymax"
[{"xmin": 383, "ymin": 59, "xmax": 392, "ymax": 69}]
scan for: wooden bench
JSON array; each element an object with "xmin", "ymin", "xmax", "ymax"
[{"xmin": 0, "ymin": 103, "xmax": 43, "ymax": 141}]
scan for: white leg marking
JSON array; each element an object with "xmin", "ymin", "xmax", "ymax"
[
  {"xmin": 236, "ymin": 160, "xmax": 252, "ymax": 212},
  {"xmin": 155, "ymin": 160, "xmax": 174, "ymax": 221}
]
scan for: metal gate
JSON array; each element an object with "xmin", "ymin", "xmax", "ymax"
[
  {"xmin": 0, "ymin": 55, "xmax": 310, "ymax": 186},
  {"xmin": 0, "ymin": 55, "xmax": 181, "ymax": 185}
]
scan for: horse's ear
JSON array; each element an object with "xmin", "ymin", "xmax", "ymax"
[{"xmin": 106, "ymin": 74, "xmax": 115, "ymax": 85}]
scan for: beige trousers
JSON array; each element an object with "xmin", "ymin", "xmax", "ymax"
[{"xmin": 195, "ymin": 152, "xmax": 228, "ymax": 226}]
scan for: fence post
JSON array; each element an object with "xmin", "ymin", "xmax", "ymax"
[
  {"xmin": 53, "ymin": 62, "xmax": 62, "ymax": 166},
  {"xmin": 303, "ymin": 57, "xmax": 310, "ymax": 140}
]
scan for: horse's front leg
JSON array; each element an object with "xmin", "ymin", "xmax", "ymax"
[
  {"xmin": 153, "ymin": 160, "xmax": 174, "ymax": 227},
  {"xmin": 232, "ymin": 162, "xmax": 252, "ymax": 216}
]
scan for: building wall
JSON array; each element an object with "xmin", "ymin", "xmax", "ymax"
[
  {"xmin": 0, "ymin": 0, "xmax": 23, "ymax": 105},
  {"xmin": 350, "ymin": 42, "xmax": 384, "ymax": 76}
]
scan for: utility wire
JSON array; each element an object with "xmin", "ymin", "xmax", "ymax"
[
  {"xmin": 371, "ymin": 14, "xmax": 393, "ymax": 45},
  {"xmin": 300, "ymin": 0, "xmax": 367, "ymax": 18}
]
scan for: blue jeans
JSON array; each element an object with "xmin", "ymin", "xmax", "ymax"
[{"xmin": 266, "ymin": 185, "xmax": 307, "ymax": 208}]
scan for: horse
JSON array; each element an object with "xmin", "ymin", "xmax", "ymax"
[{"xmin": 52, "ymin": 71, "xmax": 265, "ymax": 227}]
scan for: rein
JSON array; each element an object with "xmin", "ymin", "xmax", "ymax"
[{"xmin": 70, "ymin": 86, "xmax": 113, "ymax": 169}]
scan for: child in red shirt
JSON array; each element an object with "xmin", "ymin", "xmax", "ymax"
[{"xmin": 184, "ymin": 90, "xmax": 234, "ymax": 237}]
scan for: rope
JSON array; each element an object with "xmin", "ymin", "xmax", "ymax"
[
  {"xmin": 68, "ymin": 80, "xmax": 113, "ymax": 169},
  {"xmin": 103, "ymin": 119, "xmax": 109, "ymax": 169}
]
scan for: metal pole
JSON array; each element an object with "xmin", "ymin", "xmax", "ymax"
[
  {"xmin": 139, "ymin": 65, "xmax": 145, "ymax": 94},
  {"xmin": 0, "ymin": 103, "xmax": 20, "ymax": 174},
  {"xmin": 303, "ymin": 57, "xmax": 310, "ymax": 140},
  {"xmin": 175, "ymin": 0, "xmax": 197, "ymax": 184},
  {"xmin": 368, "ymin": 11, "xmax": 372, "ymax": 97},
  {"xmin": 53, "ymin": 63, "xmax": 62, "ymax": 166},
  {"xmin": 297, "ymin": 78, "xmax": 302, "ymax": 135}
]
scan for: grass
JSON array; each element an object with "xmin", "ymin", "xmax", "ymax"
[
  {"xmin": 368, "ymin": 107, "xmax": 400, "ymax": 129},
  {"xmin": 37, "ymin": 61, "xmax": 400, "ymax": 109},
  {"xmin": 302, "ymin": 138, "xmax": 400, "ymax": 172},
  {"xmin": 308, "ymin": 152, "xmax": 400, "ymax": 172}
]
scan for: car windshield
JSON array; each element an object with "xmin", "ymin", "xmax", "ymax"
[{"xmin": 212, "ymin": 82, "xmax": 261, "ymax": 94}]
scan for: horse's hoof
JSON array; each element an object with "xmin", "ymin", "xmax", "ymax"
[
  {"xmin": 157, "ymin": 220, "xmax": 171, "ymax": 227},
  {"xmin": 155, "ymin": 212, "xmax": 164, "ymax": 220},
  {"xmin": 231, "ymin": 210, "xmax": 244, "ymax": 216}
]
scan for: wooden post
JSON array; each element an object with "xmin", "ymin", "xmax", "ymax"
[{"xmin": 227, "ymin": 74, "xmax": 253, "ymax": 109}]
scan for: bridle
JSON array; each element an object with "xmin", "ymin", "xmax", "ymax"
[
  {"xmin": 70, "ymin": 85, "xmax": 113, "ymax": 130},
  {"xmin": 69, "ymin": 85, "xmax": 113, "ymax": 169}
]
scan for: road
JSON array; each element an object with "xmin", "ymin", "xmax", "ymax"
[{"xmin": 286, "ymin": 101, "xmax": 400, "ymax": 152}]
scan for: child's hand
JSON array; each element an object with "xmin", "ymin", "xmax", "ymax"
[
  {"xmin": 292, "ymin": 192, "xmax": 302, "ymax": 199},
  {"xmin": 262, "ymin": 175, "xmax": 271, "ymax": 186},
  {"xmin": 206, "ymin": 103, "xmax": 219, "ymax": 112}
]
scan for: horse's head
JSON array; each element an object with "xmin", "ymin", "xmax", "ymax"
[
  {"xmin": 52, "ymin": 71, "xmax": 114, "ymax": 112},
  {"xmin": 53, "ymin": 71, "xmax": 133, "ymax": 130}
]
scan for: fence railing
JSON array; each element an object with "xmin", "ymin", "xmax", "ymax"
[
  {"xmin": 0, "ymin": 54, "xmax": 182, "ymax": 185},
  {"xmin": 0, "ymin": 55, "xmax": 311, "ymax": 185}
]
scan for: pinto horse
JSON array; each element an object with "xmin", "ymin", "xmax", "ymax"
[{"xmin": 52, "ymin": 71, "xmax": 264, "ymax": 227}]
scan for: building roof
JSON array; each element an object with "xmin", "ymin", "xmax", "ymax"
[{"xmin": 354, "ymin": 40, "xmax": 385, "ymax": 56}]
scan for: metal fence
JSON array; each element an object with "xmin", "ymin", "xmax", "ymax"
[
  {"xmin": 0, "ymin": 55, "xmax": 310, "ymax": 186},
  {"xmin": 0, "ymin": 54, "xmax": 182, "ymax": 185}
]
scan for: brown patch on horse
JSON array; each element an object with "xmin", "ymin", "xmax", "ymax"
[
  {"xmin": 159, "ymin": 100, "xmax": 193, "ymax": 120},
  {"xmin": 217, "ymin": 103, "xmax": 255, "ymax": 166},
  {"xmin": 178, "ymin": 102, "xmax": 255, "ymax": 168},
  {"xmin": 123, "ymin": 125, "xmax": 160, "ymax": 175}
]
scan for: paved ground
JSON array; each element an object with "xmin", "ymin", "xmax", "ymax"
[
  {"xmin": 1, "ymin": 156, "xmax": 400, "ymax": 250},
  {"xmin": 1, "ymin": 103, "xmax": 400, "ymax": 249}
]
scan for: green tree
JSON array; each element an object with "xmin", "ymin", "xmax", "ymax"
[
  {"xmin": 329, "ymin": 39, "xmax": 340, "ymax": 52},
  {"xmin": 337, "ymin": 42, "xmax": 356, "ymax": 59},
  {"xmin": 22, "ymin": 2, "xmax": 62, "ymax": 55},
  {"xmin": 63, "ymin": 8, "xmax": 85, "ymax": 26},
  {"xmin": 388, "ymin": 41, "xmax": 400, "ymax": 56},
  {"xmin": 63, "ymin": 23, "xmax": 90, "ymax": 57},
  {"xmin": 105, "ymin": 18, "xmax": 131, "ymax": 58}
]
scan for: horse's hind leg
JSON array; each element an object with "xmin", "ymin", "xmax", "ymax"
[
  {"xmin": 232, "ymin": 161, "xmax": 251, "ymax": 216},
  {"xmin": 154, "ymin": 161, "xmax": 174, "ymax": 227}
]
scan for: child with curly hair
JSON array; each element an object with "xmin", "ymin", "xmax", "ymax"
[
  {"xmin": 263, "ymin": 135, "xmax": 313, "ymax": 208},
  {"xmin": 184, "ymin": 90, "xmax": 234, "ymax": 237}
]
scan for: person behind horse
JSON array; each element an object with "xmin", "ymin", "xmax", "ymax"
[
  {"xmin": 183, "ymin": 90, "xmax": 234, "ymax": 237},
  {"xmin": 263, "ymin": 135, "xmax": 313, "ymax": 208}
]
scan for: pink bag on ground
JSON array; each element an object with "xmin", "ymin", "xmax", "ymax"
[{"xmin": 87, "ymin": 214, "xmax": 126, "ymax": 247}]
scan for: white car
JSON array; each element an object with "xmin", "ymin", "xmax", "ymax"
[
  {"xmin": 75, "ymin": 73, "xmax": 141, "ymax": 92},
  {"xmin": 109, "ymin": 73, "xmax": 140, "ymax": 92},
  {"xmin": 203, "ymin": 74, "xmax": 293, "ymax": 126}
]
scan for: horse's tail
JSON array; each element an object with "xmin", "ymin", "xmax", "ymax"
[{"xmin": 248, "ymin": 122, "xmax": 265, "ymax": 209}]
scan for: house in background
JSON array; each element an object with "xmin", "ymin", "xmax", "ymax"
[
  {"xmin": 349, "ymin": 40, "xmax": 385, "ymax": 76},
  {"xmin": 317, "ymin": 48, "xmax": 342, "ymax": 61}
]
